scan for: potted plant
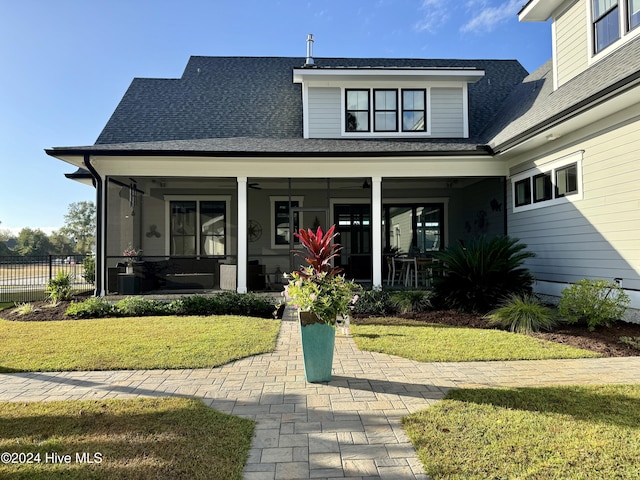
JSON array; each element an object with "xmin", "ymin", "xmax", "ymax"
[
  {"xmin": 123, "ymin": 246, "xmax": 142, "ymax": 274},
  {"xmin": 285, "ymin": 225, "xmax": 359, "ymax": 382}
]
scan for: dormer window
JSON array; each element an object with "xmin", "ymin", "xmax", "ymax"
[
  {"xmin": 346, "ymin": 89, "xmax": 370, "ymax": 132},
  {"xmin": 346, "ymin": 87, "xmax": 427, "ymax": 134}
]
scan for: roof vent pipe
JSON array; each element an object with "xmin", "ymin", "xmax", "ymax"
[{"xmin": 305, "ymin": 34, "xmax": 314, "ymax": 66}]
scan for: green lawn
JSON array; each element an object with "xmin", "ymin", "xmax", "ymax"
[
  {"xmin": 0, "ymin": 316, "xmax": 281, "ymax": 372},
  {"xmin": 351, "ymin": 319, "xmax": 601, "ymax": 361},
  {"xmin": 0, "ymin": 397, "xmax": 254, "ymax": 480},
  {"xmin": 403, "ymin": 384, "xmax": 640, "ymax": 479}
]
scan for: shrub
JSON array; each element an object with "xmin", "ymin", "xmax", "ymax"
[
  {"xmin": 46, "ymin": 271, "xmax": 74, "ymax": 302},
  {"xmin": 14, "ymin": 302, "xmax": 38, "ymax": 316},
  {"xmin": 114, "ymin": 296, "xmax": 169, "ymax": 317},
  {"xmin": 485, "ymin": 294, "xmax": 556, "ymax": 334},
  {"xmin": 82, "ymin": 254, "xmax": 95, "ymax": 285},
  {"xmin": 391, "ymin": 290, "xmax": 432, "ymax": 314},
  {"xmin": 170, "ymin": 293, "xmax": 276, "ymax": 318},
  {"xmin": 432, "ymin": 236, "xmax": 535, "ymax": 313},
  {"xmin": 558, "ymin": 279, "xmax": 630, "ymax": 331},
  {"xmin": 619, "ymin": 336, "xmax": 640, "ymax": 351},
  {"xmin": 351, "ymin": 289, "xmax": 398, "ymax": 316},
  {"xmin": 66, "ymin": 297, "xmax": 114, "ymax": 318}
]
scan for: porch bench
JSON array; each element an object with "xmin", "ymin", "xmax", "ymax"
[{"xmin": 147, "ymin": 257, "xmax": 219, "ymax": 290}]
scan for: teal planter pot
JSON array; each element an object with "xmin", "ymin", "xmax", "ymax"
[{"xmin": 299, "ymin": 312, "xmax": 336, "ymax": 383}]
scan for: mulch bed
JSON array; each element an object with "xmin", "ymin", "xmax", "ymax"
[{"xmin": 3, "ymin": 299, "xmax": 640, "ymax": 358}]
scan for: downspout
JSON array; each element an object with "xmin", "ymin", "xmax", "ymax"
[{"xmin": 83, "ymin": 154, "xmax": 103, "ymax": 296}]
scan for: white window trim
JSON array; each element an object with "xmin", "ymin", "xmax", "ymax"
[
  {"xmin": 511, "ymin": 151, "xmax": 584, "ymax": 213},
  {"xmin": 587, "ymin": 0, "xmax": 640, "ymax": 65},
  {"xmin": 340, "ymin": 87, "xmax": 432, "ymax": 137},
  {"xmin": 269, "ymin": 196, "xmax": 304, "ymax": 249},
  {"xmin": 164, "ymin": 195, "xmax": 231, "ymax": 256}
]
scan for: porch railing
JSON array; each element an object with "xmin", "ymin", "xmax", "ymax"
[{"xmin": 0, "ymin": 255, "xmax": 93, "ymax": 303}]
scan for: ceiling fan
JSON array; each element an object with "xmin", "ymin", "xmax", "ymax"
[{"xmin": 248, "ymin": 182, "xmax": 261, "ymax": 190}]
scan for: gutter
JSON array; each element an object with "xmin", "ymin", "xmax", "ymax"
[{"xmin": 82, "ymin": 154, "xmax": 103, "ymax": 297}]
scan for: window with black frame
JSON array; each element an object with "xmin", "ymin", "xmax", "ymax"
[
  {"xmin": 273, "ymin": 200, "xmax": 300, "ymax": 246},
  {"xmin": 345, "ymin": 89, "xmax": 370, "ymax": 132},
  {"xmin": 383, "ymin": 203, "xmax": 444, "ymax": 256},
  {"xmin": 169, "ymin": 200, "xmax": 226, "ymax": 256},
  {"xmin": 593, "ymin": 0, "xmax": 620, "ymax": 53}
]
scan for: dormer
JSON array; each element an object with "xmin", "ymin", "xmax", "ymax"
[
  {"xmin": 520, "ymin": 0, "xmax": 640, "ymax": 89},
  {"xmin": 292, "ymin": 66, "xmax": 484, "ymax": 140}
]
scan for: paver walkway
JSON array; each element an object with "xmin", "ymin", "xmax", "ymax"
[{"xmin": 2, "ymin": 309, "xmax": 640, "ymax": 479}]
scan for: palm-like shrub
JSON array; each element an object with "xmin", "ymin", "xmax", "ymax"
[
  {"xmin": 432, "ymin": 236, "xmax": 535, "ymax": 313},
  {"xmin": 485, "ymin": 294, "xmax": 556, "ymax": 334}
]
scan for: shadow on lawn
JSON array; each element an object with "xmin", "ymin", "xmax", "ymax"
[{"xmin": 446, "ymin": 385, "xmax": 640, "ymax": 428}]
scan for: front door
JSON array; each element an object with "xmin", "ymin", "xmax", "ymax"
[{"xmin": 334, "ymin": 204, "xmax": 371, "ymax": 281}]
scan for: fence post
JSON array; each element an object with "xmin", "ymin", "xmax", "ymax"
[{"xmin": 49, "ymin": 255, "xmax": 53, "ymax": 282}]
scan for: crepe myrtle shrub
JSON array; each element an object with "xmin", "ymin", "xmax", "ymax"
[
  {"xmin": 432, "ymin": 235, "xmax": 535, "ymax": 313},
  {"xmin": 65, "ymin": 297, "xmax": 114, "ymax": 318},
  {"xmin": 558, "ymin": 278, "xmax": 630, "ymax": 331},
  {"xmin": 350, "ymin": 288, "xmax": 398, "ymax": 316},
  {"xmin": 485, "ymin": 293, "xmax": 556, "ymax": 334},
  {"xmin": 46, "ymin": 271, "xmax": 74, "ymax": 302}
]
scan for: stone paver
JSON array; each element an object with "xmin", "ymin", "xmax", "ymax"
[{"xmin": 2, "ymin": 307, "xmax": 640, "ymax": 479}]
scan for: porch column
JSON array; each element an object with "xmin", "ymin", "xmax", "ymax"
[
  {"xmin": 237, "ymin": 177, "xmax": 248, "ymax": 293},
  {"xmin": 371, "ymin": 176, "xmax": 383, "ymax": 289}
]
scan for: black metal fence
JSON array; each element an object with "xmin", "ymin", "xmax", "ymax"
[{"xmin": 0, "ymin": 255, "xmax": 94, "ymax": 303}]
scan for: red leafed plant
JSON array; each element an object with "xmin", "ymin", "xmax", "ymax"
[
  {"xmin": 293, "ymin": 225, "xmax": 344, "ymax": 277},
  {"xmin": 285, "ymin": 225, "xmax": 360, "ymax": 323}
]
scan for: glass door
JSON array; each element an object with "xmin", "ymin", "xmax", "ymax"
[{"xmin": 333, "ymin": 204, "xmax": 371, "ymax": 281}]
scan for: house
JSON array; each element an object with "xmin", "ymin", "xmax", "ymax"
[{"xmin": 46, "ymin": 0, "xmax": 640, "ymax": 316}]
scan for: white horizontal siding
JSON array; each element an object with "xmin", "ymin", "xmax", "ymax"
[
  {"xmin": 508, "ymin": 119, "xmax": 640, "ymax": 290},
  {"xmin": 307, "ymin": 87, "xmax": 341, "ymax": 138},
  {"xmin": 555, "ymin": 0, "xmax": 588, "ymax": 87},
  {"xmin": 430, "ymin": 88, "xmax": 464, "ymax": 137}
]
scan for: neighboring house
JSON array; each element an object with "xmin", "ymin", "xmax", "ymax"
[{"xmin": 47, "ymin": 0, "xmax": 640, "ymax": 314}]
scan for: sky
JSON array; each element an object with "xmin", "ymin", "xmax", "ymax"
[{"xmin": 0, "ymin": 0, "xmax": 551, "ymax": 236}]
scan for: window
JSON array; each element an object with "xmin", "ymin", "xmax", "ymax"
[
  {"xmin": 169, "ymin": 199, "xmax": 226, "ymax": 256},
  {"xmin": 555, "ymin": 163, "xmax": 578, "ymax": 197},
  {"xmin": 345, "ymin": 88, "xmax": 428, "ymax": 134},
  {"xmin": 383, "ymin": 203, "xmax": 444, "ymax": 255},
  {"xmin": 514, "ymin": 179, "xmax": 532, "ymax": 207},
  {"xmin": 511, "ymin": 153, "xmax": 583, "ymax": 212},
  {"xmin": 593, "ymin": 0, "xmax": 620, "ymax": 53},
  {"xmin": 270, "ymin": 197, "xmax": 303, "ymax": 248},
  {"xmin": 629, "ymin": 0, "xmax": 640, "ymax": 30},
  {"xmin": 346, "ymin": 89, "xmax": 370, "ymax": 132},
  {"xmin": 402, "ymin": 90, "xmax": 427, "ymax": 132},
  {"xmin": 533, "ymin": 172, "xmax": 552, "ymax": 203},
  {"xmin": 374, "ymin": 90, "xmax": 397, "ymax": 132}
]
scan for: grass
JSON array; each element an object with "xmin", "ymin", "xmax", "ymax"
[
  {"xmin": 0, "ymin": 397, "xmax": 254, "ymax": 480},
  {"xmin": 351, "ymin": 318, "xmax": 601, "ymax": 361},
  {"xmin": 403, "ymin": 384, "xmax": 640, "ymax": 479},
  {"xmin": 0, "ymin": 316, "xmax": 281, "ymax": 372}
]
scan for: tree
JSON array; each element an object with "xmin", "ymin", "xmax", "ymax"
[
  {"xmin": 49, "ymin": 230, "xmax": 75, "ymax": 255},
  {"xmin": 59, "ymin": 201, "xmax": 96, "ymax": 254},
  {"xmin": 15, "ymin": 228, "xmax": 53, "ymax": 256}
]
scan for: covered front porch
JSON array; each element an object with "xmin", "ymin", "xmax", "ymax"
[{"xmin": 102, "ymin": 175, "xmax": 506, "ymax": 295}]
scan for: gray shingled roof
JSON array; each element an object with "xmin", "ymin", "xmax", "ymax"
[
  {"xmin": 94, "ymin": 56, "xmax": 528, "ymax": 149},
  {"xmin": 483, "ymin": 36, "xmax": 640, "ymax": 150}
]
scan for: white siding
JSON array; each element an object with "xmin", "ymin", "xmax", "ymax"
[
  {"xmin": 555, "ymin": 0, "xmax": 588, "ymax": 87},
  {"xmin": 431, "ymin": 87, "xmax": 464, "ymax": 137},
  {"xmin": 307, "ymin": 87, "xmax": 341, "ymax": 138},
  {"xmin": 507, "ymin": 118, "xmax": 640, "ymax": 290}
]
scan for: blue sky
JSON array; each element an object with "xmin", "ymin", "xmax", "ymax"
[{"xmin": 0, "ymin": 0, "xmax": 551, "ymax": 235}]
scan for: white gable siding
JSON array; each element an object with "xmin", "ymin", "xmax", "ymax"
[
  {"xmin": 307, "ymin": 87, "xmax": 341, "ymax": 138},
  {"xmin": 430, "ymin": 87, "xmax": 465, "ymax": 137},
  {"xmin": 554, "ymin": 0, "xmax": 588, "ymax": 87},
  {"xmin": 507, "ymin": 118, "xmax": 640, "ymax": 291}
]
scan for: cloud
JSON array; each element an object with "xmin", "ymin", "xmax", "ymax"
[
  {"xmin": 460, "ymin": 0, "xmax": 522, "ymax": 34},
  {"xmin": 414, "ymin": 0, "xmax": 450, "ymax": 34}
]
